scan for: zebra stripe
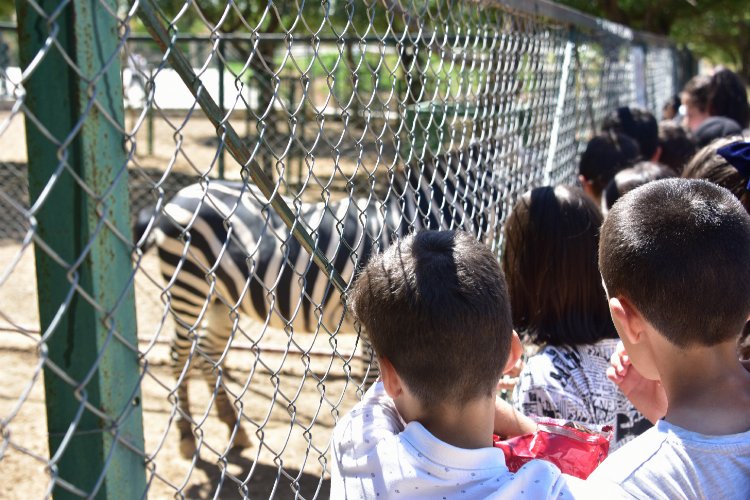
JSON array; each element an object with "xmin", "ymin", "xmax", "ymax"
[
  {"xmin": 152, "ymin": 144, "xmax": 501, "ymax": 336},
  {"xmin": 144, "ymin": 142, "xmax": 506, "ymax": 456}
]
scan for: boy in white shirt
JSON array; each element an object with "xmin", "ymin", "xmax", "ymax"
[
  {"xmin": 330, "ymin": 230, "xmax": 588, "ymax": 499},
  {"xmin": 590, "ymin": 178, "xmax": 750, "ymax": 499}
]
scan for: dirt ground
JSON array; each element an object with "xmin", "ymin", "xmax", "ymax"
[
  {"xmin": 0, "ymin": 95, "xmax": 388, "ymax": 495},
  {"xmin": 0, "ymin": 244, "xmax": 366, "ymax": 499},
  {"xmin": 0, "ymin": 104, "xmax": 391, "ymax": 499}
]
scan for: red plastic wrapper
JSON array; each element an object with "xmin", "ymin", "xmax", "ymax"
[{"xmin": 493, "ymin": 417, "xmax": 613, "ymax": 479}]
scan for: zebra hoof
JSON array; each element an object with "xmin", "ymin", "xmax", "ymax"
[
  {"xmin": 232, "ymin": 428, "xmax": 252, "ymax": 450},
  {"xmin": 179, "ymin": 437, "xmax": 197, "ymax": 459}
]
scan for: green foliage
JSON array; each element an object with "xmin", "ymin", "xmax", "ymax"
[
  {"xmin": 0, "ymin": 2, "xmax": 15, "ymax": 21},
  {"xmin": 556, "ymin": 0, "xmax": 750, "ymax": 81}
]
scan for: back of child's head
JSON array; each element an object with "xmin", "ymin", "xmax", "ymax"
[
  {"xmin": 657, "ymin": 121, "xmax": 696, "ymax": 174},
  {"xmin": 709, "ymin": 67, "xmax": 750, "ymax": 129},
  {"xmin": 603, "ymin": 161, "xmax": 677, "ymax": 211},
  {"xmin": 682, "ymin": 75, "xmax": 712, "ymax": 115},
  {"xmin": 579, "ymin": 132, "xmax": 640, "ymax": 197},
  {"xmin": 682, "ymin": 135, "xmax": 750, "ymax": 213},
  {"xmin": 503, "ymin": 186, "xmax": 615, "ymax": 346},
  {"xmin": 601, "ymin": 106, "xmax": 659, "ymax": 159},
  {"xmin": 599, "ymin": 179, "xmax": 750, "ymax": 348},
  {"xmin": 349, "ymin": 230, "xmax": 512, "ymax": 407}
]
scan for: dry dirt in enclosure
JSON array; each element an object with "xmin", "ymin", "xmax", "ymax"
[
  {"xmin": 0, "ymin": 106, "xmax": 390, "ymax": 499},
  {"xmin": 0, "ymin": 242, "xmax": 367, "ymax": 499}
]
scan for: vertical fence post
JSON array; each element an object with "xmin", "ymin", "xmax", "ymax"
[
  {"xmin": 544, "ymin": 38, "xmax": 574, "ymax": 185},
  {"xmin": 218, "ymin": 36, "xmax": 226, "ymax": 179},
  {"xmin": 147, "ymin": 69, "xmax": 155, "ymax": 156},
  {"xmin": 16, "ymin": 1, "xmax": 146, "ymax": 498}
]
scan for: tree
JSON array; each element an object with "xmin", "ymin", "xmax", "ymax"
[{"xmin": 556, "ymin": 0, "xmax": 750, "ymax": 83}]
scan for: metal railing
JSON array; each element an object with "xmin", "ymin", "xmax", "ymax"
[{"xmin": 0, "ymin": 1, "xmax": 686, "ymax": 498}]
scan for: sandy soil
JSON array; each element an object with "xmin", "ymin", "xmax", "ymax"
[
  {"xmin": 0, "ymin": 102, "xmax": 390, "ymax": 499},
  {"xmin": 0, "ymin": 242, "xmax": 368, "ymax": 499}
]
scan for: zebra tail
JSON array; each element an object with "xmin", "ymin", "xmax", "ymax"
[{"xmin": 133, "ymin": 205, "xmax": 158, "ymax": 252}]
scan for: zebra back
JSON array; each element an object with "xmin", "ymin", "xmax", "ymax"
[{"xmin": 152, "ymin": 142, "xmax": 503, "ymax": 335}]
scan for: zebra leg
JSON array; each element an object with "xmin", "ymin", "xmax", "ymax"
[
  {"xmin": 212, "ymin": 382, "xmax": 252, "ymax": 451},
  {"xmin": 203, "ymin": 301, "xmax": 252, "ymax": 451},
  {"xmin": 168, "ymin": 302, "xmax": 204, "ymax": 459},
  {"xmin": 172, "ymin": 343, "xmax": 198, "ymax": 459}
]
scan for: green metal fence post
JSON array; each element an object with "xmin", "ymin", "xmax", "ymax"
[{"xmin": 16, "ymin": 1, "xmax": 146, "ymax": 498}]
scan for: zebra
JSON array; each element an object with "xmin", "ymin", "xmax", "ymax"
[{"xmin": 137, "ymin": 140, "xmax": 507, "ymax": 459}]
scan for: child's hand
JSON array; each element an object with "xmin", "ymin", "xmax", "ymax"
[
  {"xmin": 497, "ymin": 344, "xmax": 524, "ymax": 391},
  {"xmin": 496, "ymin": 376, "xmax": 518, "ymax": 392},
  {"xmin": 606, "ymin": 340, "xmax": 632, "ymax": 386},
  {"xmin": 607, "ymin": 341, "xmax": 668, "ymax": 423},
  {"xmin": 505, "ymin": 356, "xmax": 525, "ymax": 378}
]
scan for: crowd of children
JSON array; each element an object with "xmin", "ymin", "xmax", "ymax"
[{"xmin": 330, "ymin": 66, "xmax": 750, "ymax": 499}]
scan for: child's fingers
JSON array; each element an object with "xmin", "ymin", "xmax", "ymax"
[
  {"xmin": 609, "ymin": 350, "xmax": 626, "ymax": 373},
  {"xmin": 606, "ymin": 365, "xmax": 623, "ymax": 384}
]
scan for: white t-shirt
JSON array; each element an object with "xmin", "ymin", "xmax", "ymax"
[
  {"xmin": 512, "ymin": 338, "xmax": 650, "ymax": 450},
  {"xmin": 330, "ymin": 381, "xmax": 591, "ymax": 499},
  {"xmin": 589, "ymin": 419, "xmax": 750, "ymax": 499}
]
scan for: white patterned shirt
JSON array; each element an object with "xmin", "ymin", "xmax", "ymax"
[
  {"xmin": 512, "ymin": 338, "xmax": 650, "ymax": 450},
  {"xmin": 330, "ymin": 381, "xmax": 592, "ymax": 499}
]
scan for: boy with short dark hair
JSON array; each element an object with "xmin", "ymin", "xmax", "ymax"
[
  {"xmin": 590, "ymin": 178, "xmax": 750, "ymax": 498},
  {"xmin": 656, "ymin": 120, "xmax": 695, "ymax": 174},
  {"xmin": 601, "ymin": 106, "xmax": 660, "ymax": 161},
  {"xmin": 330, "ymin": 230, "xmax": 586, "ymax": 498},
  {"xmin": 579, "ymin": 132, "xmax": 640, "ymax": 208}
]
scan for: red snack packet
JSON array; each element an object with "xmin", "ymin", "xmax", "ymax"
[{"xmin": 493, "ymin": 417, "xmax": 613, "ymax": 479}]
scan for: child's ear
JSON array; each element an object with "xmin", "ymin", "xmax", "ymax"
[
  {"xmin": 379, "ymin": 357, "xmax": 404, "ymax": 399},
  {"xmin": 609, "ymin": 296, "xmax": 646, "ymax": 344},
  {"xmin": 503, "ymin": 330, "xmax": 523, "ymax": 374}
]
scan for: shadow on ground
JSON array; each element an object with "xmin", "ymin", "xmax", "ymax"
[{"xmin": 182, "ymin": 449, "xmax": 331, "ymax": 499}]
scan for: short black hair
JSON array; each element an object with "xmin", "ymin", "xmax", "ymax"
[
  {"xmin": 682, "ymin": 135, "xmax": 750, "ymax": 213},
  {"xmin": 503, "ymin": 186, "xmax": 615, "ymax": 346},
  {"xmin": 599, "ymin": 179, "xmax": 750, "ymax": 347},
  {"xmin": 657, "ymin": 121, "xmax": 696, "ymax": 174},
  {"xmin": 602, "ymin": 106, "xmax": 659, "ymax": 159},
  {"xmin": 349, "ymin": 230, "xmax": 512, "ymax": 406},
  {"xmin": 604, "ymin": 161, "xmax": 677, "ymax": 211},
  {"xmin": 579, "ymin": 132, "xmax": 640, "ymax": 197}
]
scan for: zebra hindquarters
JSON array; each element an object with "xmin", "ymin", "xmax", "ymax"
[{"xmin": 157, "ymin": 238, "xmax": 252, "ymax": 458}]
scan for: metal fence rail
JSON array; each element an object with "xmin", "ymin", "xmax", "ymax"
[{"xmin": 0, "ymin": 1, "xmax": 685, "ymax": 498}]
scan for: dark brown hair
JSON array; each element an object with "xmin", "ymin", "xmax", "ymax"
[
  {"xmin": 599, "ymin": 179, "xmax": 750, "ymax": 347},
  {"xmin": 579, "ymin": 132, "xmax": 640, "ymax": 197},
  {"xmin": 601, "ymin": 106, "xmax": 660, "ymax": 159},
  {"xmin": 682, "ymin": 135, "xmax": 750, "ymax": 213},
  {"xmin": 502, "ymin": 186, "xmax": 615, "ymax": 346},
  {"xmin": 708, "ymin": 68, "xmax": 750, "ymax": 129},
  {"xmin": 657, "ymin": 121, "xmax": 696, "ymax": 174},
  {"xmin": 682, "ymin": 75, "xmax": 711, "ymax": 113},
  {"xmin": 349, "ymin": 230, "xmax": 512, "ymax": 407},
  {"xmin": 604, "ymin": 161, "xmax": 677, "ymax": 211}
]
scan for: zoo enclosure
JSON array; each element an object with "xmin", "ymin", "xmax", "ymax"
[{"xmin": 0, "ymin": 0, "xmax": 689, "ymax": 498}]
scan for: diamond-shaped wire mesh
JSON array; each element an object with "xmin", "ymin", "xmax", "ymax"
[{"xmin": 0, "ymin": 1, "xmax": 685, "ymax": 498}]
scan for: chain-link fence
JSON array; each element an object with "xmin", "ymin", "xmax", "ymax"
[{"xmin": 0, "ymin": 1, "xmax": 687, "ymax": 498}]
